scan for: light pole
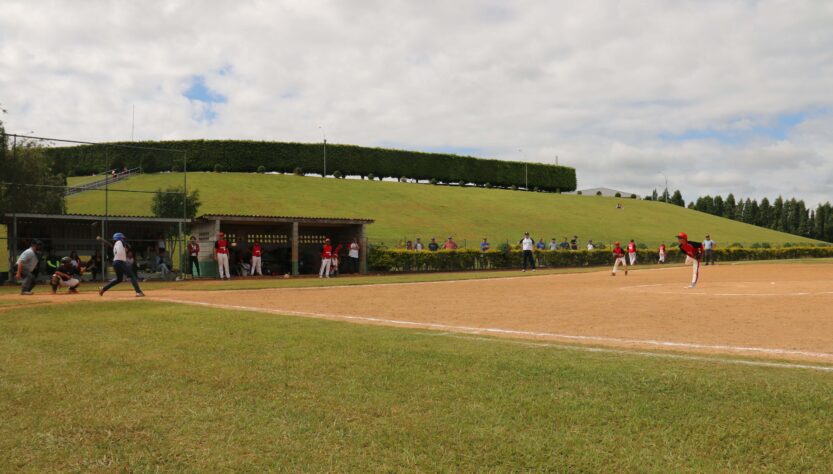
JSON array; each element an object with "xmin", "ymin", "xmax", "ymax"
[
  {"xmin": 318, "ymin": 125, "xmax": 327, "ymax": 177},
  {"xmin": 661, "ymin": 172, "xmax": 669, "ymax": 202}
]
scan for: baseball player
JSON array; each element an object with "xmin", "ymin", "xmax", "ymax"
[
  {"xmin": 319, "ymin": 237, "xmax": 333, "ymax": 278},
  {"xmin": 520, "ymin": 232, "xmax": 535, "ymax": 271},
  {"xmin": 99, "ymin": 233, "xmax": 145, "ymax": 297},
  {"xmin": 677, "ymin": 232, "xmax": 703, "ymax": 288},
  {"xmin": 15, "ymin": 239, "xmax": 43, "ymax": 295},
  {"xmin": 627, "ymin": 239, "xmax": 637, "ymax": 265},
  {"xmin": 658, "ymin": 242, "xmax": 667, "ymax": 264},
  {"xmin": 187, "ymin": 236, "xmax": 201, "ymax": 278},
  {"xmin": 214, "ymin": 231, "xmax": 231, "ymax": 280},
  {"xmin": 250, "ymin": 240, "xmax": 263, "ymax": 276},
  {"xmin": 51, "ymin": 256, "xmax": 81, "ymax": 294},
  {"xmin": 611, "ymin": 241, "xmax": 628, "ymax": 276}
]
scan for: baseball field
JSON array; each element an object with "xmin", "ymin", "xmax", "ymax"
[{"xmin": 2, "ymin": 260, "xmax": 833, "ymax": 471}]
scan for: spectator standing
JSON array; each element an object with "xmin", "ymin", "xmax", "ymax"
[
  {"xmin": 549, "ymin": 238, "xmax": 559, "ymax": 251},
  {"xmin": 627, "ymin": 239, "xmax": 637, "ymax": 265},
  {"xmin": 428, "ymin": 237, "xmax": 439, "ymax": 252},
  {"xmin": 521, "ymin": 232, "xmax": 535, "ymax": 272},
  {"xmin": 570, "ymin": 235, "xmax": 578, "ymax": 250},
  {"xmin": 480, "ymin": 238, "xmax": 490, "ymax": 252},
  {"xmin": 319, "ymin": 238, "xmax": 333, "ymax": 278},
  {"xmin": 414, "ymin": 237, "xmax": 424, "ymax": 251},
  {"xmin": 560, "ymin": 237, "xmax": 569, "ymax": 250},
  {"xmin": 703, "ymin": 234, "xmax": 716, "ymax": 265},
  {"xmin": 214, "ymin": 231, "xmax": 231, "ymax": 280},
  {"xmin": 587, "ymin": 240, "xmax": 595, "ymax": 250},
  {"xmin": 187, "ymin": 236, "xmax": 201, "ymax": 278},
  {"xmin": 348, "ymin": 238, "xmax": 360, "ymax": 273},
  {"xmin": 443, "ymin": 236, "xmax": 458, "ymax": 250},
  {"xmin": 250, "ymin": 240, "xmax": 263, "ymax": 276},
  {"xmin": 405, "ymin": 240, "xmax": 413, "ymax": 251},
  {"xmin": 156, "ymin": 234, "xmax": 166, "ymax": 254},
  {"xmin": 536, "ymin": 238, "xmax": 546, "ymax": 250},
  {"xmin": 658, "ymin": 243, "xmax": 667, "ymax": 264},
  {"xmin": 15, "ymin": 240, "xmax": 42, "ymax": 295}
]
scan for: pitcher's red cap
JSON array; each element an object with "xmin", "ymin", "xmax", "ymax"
[{"xmin": 677, "ymin": 232, "xmax": 688, "ymax": 240}]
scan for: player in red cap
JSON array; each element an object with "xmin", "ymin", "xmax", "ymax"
[
  {"xmin": 677, "ymin": 232, "xmax": 703, "ymax": 288},
  {"xmin": 214, "ymin": 231, "xmax": 231, "ymax": 280},
  {"xmin": 611, "ymin": 241, "xmax": 628, "ymax": 276}
]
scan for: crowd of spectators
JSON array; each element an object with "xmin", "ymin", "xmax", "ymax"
[{"xmin": 396, "ymin": 234, "xmax": 602, "ymax": 251}]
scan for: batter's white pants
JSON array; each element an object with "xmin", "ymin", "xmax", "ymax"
[
  {"xmin": 251, "ymin": 256, "xmax": 262, "ymax": 275},
  {"xmin": 628, "ymin": 252, "xmax": 637, "ymax": 265},
  {"xmin": 217, "ymin": 253, "xmax": 230, "ymax": 279},
  {"xmin": 685, "ymin": 256, "xmax": 700, "ymax": 284},
  {"xmin": 319, "ymin": 258, "xmax": 331, "ymax": 278},
  {"xmin": 612, "ymin": 257, "xmax": 627, "ymax": 274},
  {"xmin": 658, "ymin": 252, "xmax": 666, "ymax": 263}
]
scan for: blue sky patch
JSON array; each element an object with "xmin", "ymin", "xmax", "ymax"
[
  {"xmin": 184, "ymin": 75, "xmax": 226, "ymax": 123},
  {"xmin": 659, "ymin": 110, "xmax": 821, "ymax": 144}
]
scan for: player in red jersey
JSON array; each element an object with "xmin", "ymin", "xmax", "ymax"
[
  {"xmin": 677, "ymin": 232, "xmax": 703, "ymax": 288},
  {"xmin": 627, "ymin": 239, "xmax": 637, "ymax": 265},
  {"xmin": 214, "ymin": 231, "xmax": 231, "ymax": 280},
  {"xmin": 611, "ymin": 241, "xmax": 628, "ymax": 276},
  {"xmin": 250, "ymin": 240, "xmax": 263, "ymax": 276},
  {"xmin": 319, "ymin": 238, "xmax": 333, "ymax": 278},
  {"xmin": 658, "ymin": 243, "xmax": 667, "ymax": 264}
]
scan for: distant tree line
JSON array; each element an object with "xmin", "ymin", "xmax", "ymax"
[{"xmin": 645, "ymin": 187, "xmax": 833, "ymax": 242}]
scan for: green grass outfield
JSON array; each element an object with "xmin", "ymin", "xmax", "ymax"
[
  {"xmin": 66, "ymin": 172, "xmax": 819, "ymax": 247},
  {"xmin": 2, "ymin": 300, "xmax": 833, "ymax": 471}
]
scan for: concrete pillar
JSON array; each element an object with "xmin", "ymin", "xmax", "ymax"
[
  {"xmin": 360, "ymin": 224, "xmax": 368, "ymax": 275},
  {"xmin": 291, "ymin": 221, "xmax": 299, "ymax": 276}
]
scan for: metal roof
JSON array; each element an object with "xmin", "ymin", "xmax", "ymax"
[{"xmin": 197, "ymin": 214, "xmax": 374, "ymax": 225}]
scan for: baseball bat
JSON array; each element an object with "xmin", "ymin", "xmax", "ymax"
[{"xmin": 96, "ymin": 235, "xmax": 114, "ymax": 247}]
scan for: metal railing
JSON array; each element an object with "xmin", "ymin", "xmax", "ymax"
[{"xmin": 65, "ymin": 167, "xmax": 142, "ymax": 196}]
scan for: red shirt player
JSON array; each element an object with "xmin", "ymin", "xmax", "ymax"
[
  {"xmin": 214, "ymin": 232, "xmax": 231, "ymax": 279},
  {"xmin": 250, "ymin": 241, "xmax": 263, "ymax": 276},
  {"xmin": 611, "ymin": 241, "xmax": 628, "ymax": 276},
  {"xmin": 658, "ymin": 243, "xmax": 667, "ymax": 264},
  {"xmin": 319, "ymin": 238, "xmax": 333, "ymax": 278},
  {"xmin": 677, "ymin": 232, "xmax": 703, "ymax": 288},
  {"xmin": 626, "ymin": 239, "xmax": 637, "ymax": 265}
]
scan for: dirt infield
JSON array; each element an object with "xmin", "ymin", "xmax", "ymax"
[{"xmin": 3, "ymin": 263, "xmax": 833, "ymax": 363}]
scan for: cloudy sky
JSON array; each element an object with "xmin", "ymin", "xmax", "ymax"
[{"xmin": 2, "ymin": 1, "xmax": 832, "ymax": 204}]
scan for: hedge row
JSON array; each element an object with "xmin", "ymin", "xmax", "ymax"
[
  {"xmin": 367, "ymin": 247, "xmax": 833, "ymax": 272},
  {"xmin": 46, "ymin": 140, "xmax": 577, "ymax": 192}
]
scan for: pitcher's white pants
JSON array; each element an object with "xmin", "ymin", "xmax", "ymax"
[
  {"xmin": 319, "ymin": 258, "xmax": 331, "ymax": 278},
  {"xmin": 612, "ymin": 257, "xmax": 627, "ymax": 274},
  {"xmin": 658, "ymin": 252, "xmax": 666, "ymax": 263},
  {"xmin": 685, "ymin": 256, "xmax": 700, "ymax": 284},
  {"xmin": 251, "ymin": 256, "xmax": 262, "ymax": 275},
  {"xmin": 217, "ymin": 253, "xmax": 230, "ymax": 279},
  {"xmin": 628, "ymin": 252, "xmax": 637, "ymax": 265}
]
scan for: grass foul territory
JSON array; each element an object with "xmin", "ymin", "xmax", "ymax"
[
  {"xmin": 66, "ymin": 172, "xmax": 820, "ymax": 247},
  {"xmin": 2, "ymin": 301, "xmax": 833, "ymax": 471}
]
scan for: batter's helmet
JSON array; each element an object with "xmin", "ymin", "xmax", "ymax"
[
  {"xmin": 676, "ymin": 232, "xmax": 688, "ymax": 240},
  {"xmin": 615, "ymin": 241, "xmax": 620, "ymax": 246},
  {"xmin": 113, "ymin": 232, "xmax": 125, "ymax": 241}
]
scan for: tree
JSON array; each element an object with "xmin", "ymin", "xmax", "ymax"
[
  {"xmin": 670, "ymin": 189, "xmax": 685, "ymax": 207},
  {"xmin": 772, "ymin": 196, "xmax": 784, "ymax": 231},
  {"xmin": 758, "ymin": 198, "xmax": 772, "ymax": 228},
  {"xmin": 151, "ymin": 187, "xmax": 201, "ymax": 218},
  {"xmin": 651, "ymin": 189, "xmax": 659, "ymax": 201},
  {"xmin": 724, "ymin": 193, "xmax": 737, "ymax": 219},
  {"xmin": 0, "ymin": 124, "xmax": 67, "ymax": 216},
  {"xmin": 712, "ymin": 195, "xmax": 724, "ymax": 217}
]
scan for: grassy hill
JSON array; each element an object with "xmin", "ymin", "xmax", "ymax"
[{"xmin": 66, "ymin": 173, "xmax": 819, "ymax": 248}]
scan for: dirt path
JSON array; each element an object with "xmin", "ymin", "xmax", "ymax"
[{"xmin": 3, "ymin": 263, "xmax": 833, "ymax": 362}]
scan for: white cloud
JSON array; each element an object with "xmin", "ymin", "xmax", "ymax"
[{"xmin": 1, "ymin": 0, "xmax": 832, "ymax": 205}]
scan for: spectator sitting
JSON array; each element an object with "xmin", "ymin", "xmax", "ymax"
[
  {"xmin": 560, "ymin": 237, "xmax": 569, "ymax": 250},
  {"xmin": 126, "ymin": 249, "xmax": 141, "ymax": 280},
  {"xmin": 549, "ymin": 238, "xmax": 559, "ymax": 251},
  {"xmin": 69, "ymin": 250, "xmax": 83, "ymax": 275},
  {"xmin": 570, "ymin": 235, "xmax": 579, "ymax": 250},
  {"xmin": 428, "ymin": 237, "xmax": 439, "ymax": 252},
  {"xmin": 443, "ymin": 236, "xmax": 458, "ymax": 250},
  {"xmin": 156, "ymin": 249, "xmax": 172, "ymax": 279},
  {"xmin": 536, "ymin": 238, "xmax": 546, "ymax": 250},
  {"xmin": 587, "ymin": 240, "xmax": 595, "ymax": 250},
  {"xmin": 480, "ymin": 238, "xmax": 490, "ymax": 252},
  {"xmin": 85, "ymin": 251, "xmax": 103, "ymax": 281},
  {"xmin": 414, "ymin": 237, "xmax": 424, "ymax": 251},
  {"xmin": 406, "ymin": 240, "xmax": 413, "ymax": 250}
]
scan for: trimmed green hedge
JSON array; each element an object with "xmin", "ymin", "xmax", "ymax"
[
  {"xmin": 47, "ymin": 140, "xmax": 577, "ymax": 192},
  {"xmin": 368, "ymin": 247, "xmax": 833, "ymax": 272}
]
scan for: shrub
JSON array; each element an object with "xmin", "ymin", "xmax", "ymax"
[
  {"xmin": 429, "ymin": 178, "xmax": 438, "ymax": 185},
  {"xmin": 614, "ymin": 192, "xmax": 621, "ymax": 197},
  {"xmin": 533, "ymin": 186, "xmax": 540, "ymax": 192},
  {"xmin": 293, "ymin": 167, "xmax": 303, "ymax": 176},
  {"xmin": 729, "ymin": 242, "xmax": 744, "ymax": 248},
  {"xmin": 257, "ymin": 165, "xmax": 266, "ymax": 173},
  {"xmin": 484, "ymin": 182, "xmax": 492, "ymax": 188},
  {"xmin": 783, "ymin": 242, "xmax": 794, "ymax": 248},
  {"xmin": 172, "ymin": 162, "xmax": 183, "ymax": 172},
  {"xmin": 637, "ymin": 243, "xmax": 648, "ymax": 250},
  {"xmin": 630, "ymin": 194, "xmax": 637, "ymax": 199},
  {"xmin": 400, "ymin": 176, "xmax": 408, "ymax": 182},
  {"xmin": 367, "ymin": 173, "xmax": 375, "ymax": 180},
  {"xmin": 595, "ymin": 191, "xmax": 603, "ymax": 196},
  {"xmin": 333, "ymin": 170, "xmax": 343, "ymax": 179},
  {"xmin": 213, "ymin": 164, "xmax": 223, "ymax": 173},
  {"xmin": 510, "ymin": 185, "xmax": 518, "ymax": 191},
  {"xmin": 577, "ymin": 191, "xmax": 583, "ymax": 195}
]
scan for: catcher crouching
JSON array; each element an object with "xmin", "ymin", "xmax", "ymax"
[{"xmin": 51, "ymin": 256, "xmax": 81, "ymax": 294}]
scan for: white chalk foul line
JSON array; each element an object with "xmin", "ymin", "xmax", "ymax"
[{"xmin": 148, "ymin": 296, "xmax": 833, "ymax": 365}]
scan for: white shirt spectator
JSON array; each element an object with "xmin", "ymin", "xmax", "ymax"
[
  {"xmin": 549, "ymin": 240, "xmax": 558, "ymax": 250},
  {"xmin": 703, "ymin": 239, "xmax": 715, "ymax": 250},
  {"xmin": 587, "ymin": 243, "xmax": 594, "ymax": 250},
  {"xmin": 349, "ymin": 242, "xmax": 359, "ymax": 258},
  {"xmin": 521, "ymin": 238, "xmax": 534, "ymax": 251}
]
